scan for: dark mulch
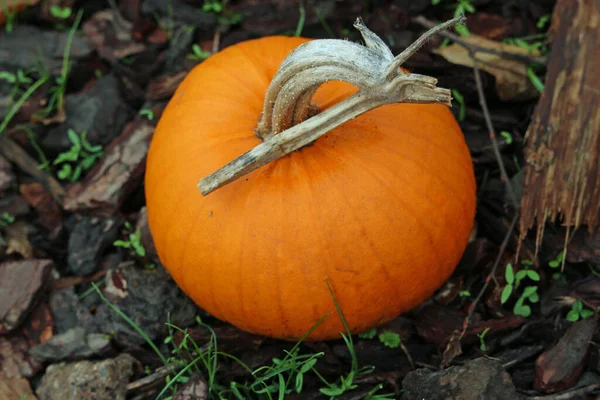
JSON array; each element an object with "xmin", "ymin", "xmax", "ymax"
[{"xmin": 2, "ymin": 1, "xmax": 599, "ymax": 399}]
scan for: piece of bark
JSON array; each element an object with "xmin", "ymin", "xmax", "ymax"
[
  {"xmin": 402, "ymin": 357, "xmax": 521, "ymax": 400},
  {"xmin": 83, "ymin": 9, "xmax": 147, "ymax": 62},
  {"xmin": 19, "ymin": 183, "xmax": 63, "ymax": 232},
  {"xmin": 0, "ymin": 259, "xmax": 53, "ymax": 334},
  {"xmin": 534, "ymin": 317, "xmax": 598, "ymax": 393},
  {"xmin": 519, "ymin": 0, "xmax": 600, "ymax": 248},
  {"xmin": 35, "ymin": 354, "xmax": 135, "ymax": 400}
]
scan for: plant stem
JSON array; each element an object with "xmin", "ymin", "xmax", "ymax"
[{"xmin": 198, "ymin": 16, "xmax": 465, "ymax": 196}]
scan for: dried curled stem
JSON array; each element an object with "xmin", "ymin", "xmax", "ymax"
[{"xmin": 198, "ymin": 15, "xmax": 466, "ymax": 196}]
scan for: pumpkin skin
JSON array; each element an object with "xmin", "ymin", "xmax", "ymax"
[{"xmin": 145, "ymin": 36, "xmax": 477, "ymax": 341}]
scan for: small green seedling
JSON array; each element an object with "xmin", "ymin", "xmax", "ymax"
[
  {"xmin": 53, "ymin": 129, "xmax": 103, "ymax": 182},
  {"xmin": 459, "ymin": 290, "xmax": 471, "ymax": 297},
  {"xmin": 452, "ymin": 89, "xmax": 466, "ymax": 121},
  {"xmin": 1, "ymin": 0, "xmax": 19, "ymax": 33},
  {"xmin": 0, "ymin": 69, "xmax": 32, "ymax": 85},
  {"xmin": 500, "ymin": 131, "xmax": 513, "ymax": 144},
  {"xmin": 202, "ymin": 0, "xmax": 223, "ymax": 13},
  {"xmin": 477, "ymin": 327, "xmax": 491, "ymax": 352},
  {"xmin": 358, "ymin": 328, "xmax": 377, "ymax": 339},
  {"xmin": 50, "ymin": 5, "xmax": 73, "ymax": 20},
  {"xmin": 548, "ymin": 250, "xmax": 565, "ymax": 280},
  {"xmin": 0, "ymin": 212, "xmax": 15, "ymax": 227},
  {"xmin": 378, "ymin": 332, "xmax": 401, "ymax": 349},
  {"xmin": 114, "ymin": 222, "xmax": 147, "ymax": 258},
  {"xmin": 187, "ymin": 44, "xmax": 212, "ymax": 61},
  {"xmin": 139, "ymin": 109, "xmax": 155, "ymax": 120},
  {"xmin": 431, "ymin": 0, "xmax": 474, "ymax": 36},
  {"xmin": 566, "ymin": 300, "xmax": 595, "ymax": 322},
  {"xmin": 501, "ymin": 263, "xmax": 540, "ymax": 317},
  {"xmin": 537, "ymin": 15, "xmax": 551, "ymax": 29}
]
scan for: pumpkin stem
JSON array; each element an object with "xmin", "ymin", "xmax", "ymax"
[{"xmin": 199, "ymin": 15, "xmax": 465, "ymax": 196}]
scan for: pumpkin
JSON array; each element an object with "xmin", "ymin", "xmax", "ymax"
[{"xmin": 145, "ymin": 17, "xmax": 476, "ymax": 341}]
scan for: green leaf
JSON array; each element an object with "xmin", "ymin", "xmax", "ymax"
[
  {"xmin": 505, "ymin": 264, "xmax": 514, "ymax": 284},
  {"xmin": 114, "ymin": 240, "xmax": 132, "ymax": 248},
  {"xmin": 451, "ymin": 89, "xmax": 466, "ymax": 121},
  {"xmin": 501, "ymin": 284, "xmax": 513, "ymax": 304},
  {"xmin": 463, "ymin": 2, "xmax": 476, "ymax": 13},
  {"xmin": 581, "ymin": 309, "xmax": 595, "ymax": 319},
  {"xmin": 71, "ymin": 165, "xmax": 82, "ymax": 182},
  {"xmin": 80, "ymin": 132, "xmax": 102, "ymax": 153},
  {"xmin": 53, "ymin": 149, "xmax": 79, "ymax": 165},
  {"xmin": 67, "ymin": 129, "xmax": 81, "ymax": 147},
  {"xmin": 299, "ymin": 358, "xmax": 317, "ymax": 374},
  {"xmin": 566, "ymin": 309, "xmax": 580, "ymax": 322},
  {"xmin": 295, "ymin": 372, "xmax": 303, "ymax": 393},
  {"xmin": 522, "ymin": 286, "xmax": 538, "ymax": 298},
  {"xmin": 514, "ymin": 303, "xmax": 531, "ymax": 317},
  {"xmin": 358, "ymin": 328, "xmax": 377, "ymax": 339},
  {"xmin": 500, "ymin": 131, "xmax": 513, "ymax": 144},
  {"xmin": 455, "ymin": 23, "xmax": 470, "ymax": 37},
  {"xmin": 549, "ymin": 260, "xmax": 560, "ymax": 268},
  {"xmin": 572, "ymin": 300, "xmax": 583, "ymax": 312},
  {"xmin": 537, "ymin": 15, "xmax": 550, "ymax": 29},
  {"xmin": 552, "ymin": 272, "xmax": 563, "ymax": 280},
  {"xmin": 526, "ymin": 270, "xmax": 541, "ymax": 281},
  {"xmin": 527, "ymin": 66, "xmax": 545, "ymax": 93},
  {"xmin": 0, "ymin": 71, "xmax": 17, "ymax": 83},
  {"xmin": 515, "ymin": 270, "xmax": 528, "ymax": 284},
  {"xmin": 320, "ymin": 385, "xmax": 344, "ymax": 397},
  {"xmin": 132, "ymin": 239, "xmax": 146, "ymax": 257},
  {"xmin": 521, "ymin": 259, "xmax": 534, "ymax": 266},
  {"xmin": 57, "ymin": 164, "xmax": 72, "ymax": 180},
  {"xmin": 529, "ymin": 293, "xmax": 539, "ymax": 303},
  {"xmin": 556, "ymin": 251, "xmax": 564, "ymax": 263},
  {"xmin": 378, "ymin": 332, "xmax": 401, "ymax": 348},
  {"xmin": 50, "ymin": 5, "xmax": 72, "ymax": 19}
]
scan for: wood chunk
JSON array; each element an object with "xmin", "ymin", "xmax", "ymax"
[
  {"xmin": 0, "ymin": 259, "xmax": 53, "ymax": 334},
  {"xmin": 83, "ymin": 9, "xmax": 147, "ymax": 62},
  {"xmin": 0, "ymin": 377, "xmax": 37, "ymax": 400},
  {"xmin": 402, "ymin": 357, "xmax": 521, "ymax": 400},
  {"xmin": 19, "ymin": 183, "xmax": 63, "ymax": 232},
  {"xmin": 534, "ymin": 317, "xmax": 598, "ymax": 393},
  {"xmin": 35, "ymin": 354, "xmax": 135, "ymax": 400},
  {"xmin": 520, "ymin": 0, "xmax": 600, "ymax": 247},
  {"xmin": 64, "ymin": 120, "xmax": 154, "ymax": 216},
  {"xmin": 0, "ymin": 336, "xmax": 43, "ymax": 378}
]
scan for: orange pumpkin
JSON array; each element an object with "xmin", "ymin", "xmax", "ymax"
[{"xmin": 145, "ymin": 22, "xmax": 476, "ymax": 341}]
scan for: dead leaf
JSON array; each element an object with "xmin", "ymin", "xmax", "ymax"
[
  {"xmin": 433, "ymin": 34, "xmax": 541, "ymax": 101},
  {"xmin": 4, "ymin": 221, "xmax": 34, "ymax": 259}
]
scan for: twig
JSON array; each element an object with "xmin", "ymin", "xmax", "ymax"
[
  {"xmin": 126, "ymin": 364, "xmax": 180, "ymax": 393},
  {"xmin": 459, "ymin": 212, "xmax": 519, "ymax": 340},
  {"xmin": 524, "ymin": 384, "xmax": 600, "ymax": 400},
  {"xmin": 0, "ymin": 135, "xmax": 65, "ymax": 205},
  {"xmin": 454, "ymin": 48, "xmax": 523, "ymax": 343},
  {"xmin": 412, "ymin": 16, "xmax": 547, "ymax": 66},
  {"xmin": 471, "ymin": 54, "xmax": 519, "ymax": 209}
]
